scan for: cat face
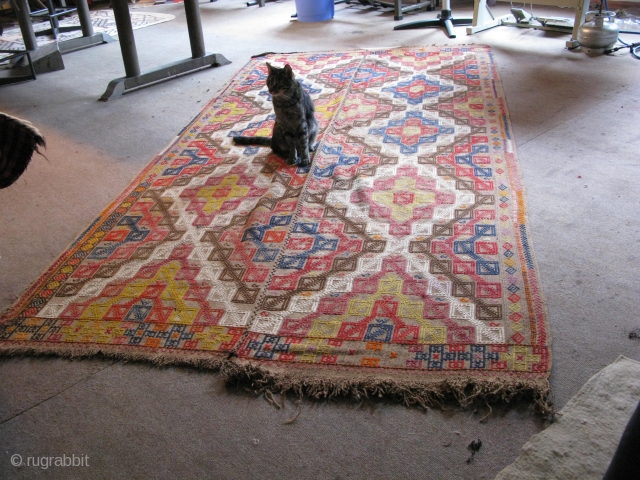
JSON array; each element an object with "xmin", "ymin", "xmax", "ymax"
[{"xmin": 266, "ymin": 63, "xmax": 296, "ymax": 96}]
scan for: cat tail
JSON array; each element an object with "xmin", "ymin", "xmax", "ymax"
[{"xmin": 232, "ymin": 136, "xmax": 272, "ymax": 146}]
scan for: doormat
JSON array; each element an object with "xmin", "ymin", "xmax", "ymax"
[
  {"xmin": 0, "ymin": 8, "xmax": 175, "ymax": 59},
  {"xmin": 0, "ymin": 47, "xmax": 552, "ymax": 413}
]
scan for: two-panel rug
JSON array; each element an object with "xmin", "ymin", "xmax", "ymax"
[{"xmin": 0, "ymin": 46, "xmax": 552, "ymax": 413}]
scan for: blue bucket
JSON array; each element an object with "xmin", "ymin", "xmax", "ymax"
[{"xmin": 295, "ymin": 0, "xmax": 334, "ymax": 22}]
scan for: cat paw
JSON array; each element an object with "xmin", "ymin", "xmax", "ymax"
[
  {"xmin": 298, "ymin": 155, "xmax": 310, "ymax": 166},
  {"xmin": 309, "ymin": 142, "xmax": 319, "ymax": 152}
]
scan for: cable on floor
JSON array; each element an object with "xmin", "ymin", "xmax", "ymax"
[{"xmin": 605, "ymin": 37, "xmax": 640, "ymax": 59}]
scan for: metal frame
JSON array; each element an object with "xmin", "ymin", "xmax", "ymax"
[
  {"xmin": 6, "ymin": 0, "xmax": 112, "ymax": 78},
  {"xmin": 394, "ymin": 0, "xmax": 471, "ymax": 37},
  {"xmin": 8, "ymin": 0, "xmax": 64, "ymax": 74},
  {"xmin": 100, "ymin": 0, "xmax": 231, "ymax": 101},
  {"xmin": 385, "ymin": 0, "xmax": 433, "ymax": 21},
  {"xmin": 345, "ymin": 0, "xmax": 434, "ymax": 21},
  {"xmin": 30, "ymin": 0, "xmax": 79, "ymax": 40},
  {"xmin": 58, "ymin": 0, "xmax": 115, "ymax": 54},
  {"xmin": 466, "ymin": 0, "xmax": 590, "ymax": 48},
  {"xmin": 0, "ymin": 49, "xmax": 37, "ymax": 85}
]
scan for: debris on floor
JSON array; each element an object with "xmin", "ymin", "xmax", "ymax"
[{"xmin": 467, "ymin": 439, "xmax": 483, "ymax": 463}]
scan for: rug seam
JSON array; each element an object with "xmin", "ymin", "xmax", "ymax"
[{"xmin": 236, "ymin": 50, "xmax": 368, "ymax": 342}]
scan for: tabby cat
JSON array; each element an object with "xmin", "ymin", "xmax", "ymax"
[{"xmin": 232, "ymin": 63, "xmax": 318, "ymax": 166}]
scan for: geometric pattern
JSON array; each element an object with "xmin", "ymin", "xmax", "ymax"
[{"xmin": 0, "ymin": 47, "xmax": 551, "ymax": 408}]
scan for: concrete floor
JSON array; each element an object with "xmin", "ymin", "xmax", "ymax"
[{"xmin": 1, "ymin": 1, "xmax": 639, "ymax": 478}]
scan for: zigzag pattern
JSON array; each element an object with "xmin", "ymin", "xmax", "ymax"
[{"xmin": 0, "ymin": 47, "xmax": 550, "ymax": 384}]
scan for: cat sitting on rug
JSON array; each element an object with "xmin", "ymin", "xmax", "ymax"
[{"xmin": 233, "ymin": 63, "xmax": 318, "ymax": 167}]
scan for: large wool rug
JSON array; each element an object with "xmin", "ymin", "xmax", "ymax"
[
  {"xmin": 0, "ymin": 46, "xmax": 551, "ymax": 412},
  {"xmin": 0, "ymin": 9, "xmax": 175, "ymax": 59}
]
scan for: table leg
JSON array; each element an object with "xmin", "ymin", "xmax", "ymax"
[
  {"xmin": 4, "ymin": 0, "xmax": 64, "ymax": 75},
  {"xmin": 112, "ymin": 0, "xmax": 141, "ymax": 78},
  {"xmin": 184, "ymin": 0, "xmax": 205, "ymax": 58},
  {"xmin": 466, "ymin": 0, "xmax": 514, "ymax": 34},
  {"xmin": 100, "ymin": 0, "xmax": 231, "ymax": 101},
  {"xmin": 58, "ymin": 0, "xmax": 116, "ymax": 54},
  {"xmin": 12, "ymin": 0, "xmax": 38, "ymax": 50},
  {"xmin": 567, "ymin": 0, "xmax": 589, "ymax": 48}
]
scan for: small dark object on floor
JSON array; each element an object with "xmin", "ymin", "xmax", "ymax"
[
  {"xmin": 466, "ymin": 439, "xmax": 482, "ymax": 463},
  {"xmin": 629, "ymin": 329, "xmax": 640, "ymax": 339},
  {"xmin": 0, "ymin": 112, "xmax": 46, "ymax": 189}
]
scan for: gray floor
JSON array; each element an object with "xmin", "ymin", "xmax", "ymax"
[{"xmin": 1, "ymin": 1, "xmax": 639, "ymax": 478}]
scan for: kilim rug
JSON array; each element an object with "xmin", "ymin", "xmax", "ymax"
[
  {"xmin": 0, "ymin": 46, "xmax": 552, "ymax": 413},
  {"xmin": 0, "ymin": 9, "xmax": 175, "ymax": 60}
]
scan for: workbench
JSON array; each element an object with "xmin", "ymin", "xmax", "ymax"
[{"xmin": 466, "ymin": 0, "xmax": 590, "ymax": 48}]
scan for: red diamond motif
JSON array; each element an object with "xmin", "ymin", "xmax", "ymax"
[{"xmin": 511, "ymin": 332, "xmax": 525, "ymax": 344}]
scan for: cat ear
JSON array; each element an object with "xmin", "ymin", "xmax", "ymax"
[
  {"xmin": 266, "ymin": 62, "xmax": 274, "ymax": 73},
  {"xmin": 284, "ymin": 64, "xmax": 295, "ymax": 78}
]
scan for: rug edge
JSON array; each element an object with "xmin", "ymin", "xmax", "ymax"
[
  {"xmin": 0, "ymin": 341, "xmax": 228, "ymax": 370},
  {"xmin": 0, "ymin": 340, "xmax": 552, "ymax": 415},
  {"xmin": 222, "ymin": 359, "xmax": 554, "ymax": 417},
  {"xmin": 489, "ymin": 51, "xmax": 554, "ymax": 375}
]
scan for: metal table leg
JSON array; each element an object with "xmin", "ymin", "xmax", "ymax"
[
  {"xmin": 0, "ymin": 49, "xmax": 37, "ymax": 85},
  {"xmin": 394, "ymin": 0, "xmax": 471, "ymax": 38},
  {"xmin": 100, "ymin": 0, "xmax": 231, "ymax": 101},
  {"xmin": 58, "ymin": 0, "xmax": 116, "ymax": 54},
  {"xmin": 4, "ymin": 0, "xmax": 64, "ymax": 76},
  {"xmin": 376, "ymin": 0, "xmax": 433, "ymax": 21},
  {"xmin": 1, "ymin": 0, "xmax": 112, "ymax": 84}
]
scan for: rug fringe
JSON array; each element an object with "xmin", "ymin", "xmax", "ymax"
[
  {"xmin": 0, "ymin": 342, "xmax": 553, "ymax": 416},
  {"xmin": 221, "ymin": 361, "xmax": 555, "ymax": 418}
]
